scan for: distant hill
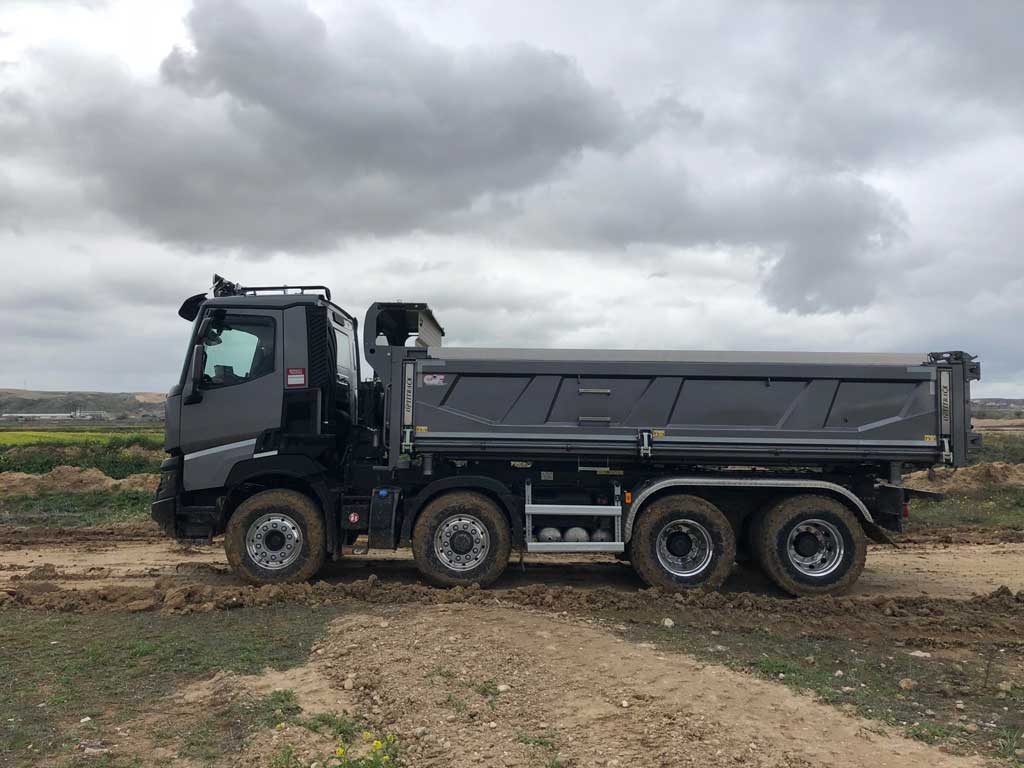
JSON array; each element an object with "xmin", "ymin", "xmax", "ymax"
[
  {"xmin": 973, "ymin": 398, "xmax": 1024, "ymax": 419},
  {"xmin": 0, "ymin": 389, "xmax": 165, "ymax": 422}
]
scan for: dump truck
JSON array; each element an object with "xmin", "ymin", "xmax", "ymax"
[{"xmin": 152, "ymin": 276, "xmax": 980, "ymax": 596}]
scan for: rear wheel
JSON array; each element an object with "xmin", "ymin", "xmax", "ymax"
[
  {"xmin": 225, "ymin": 489, "xmax": 326, "ymax": 584},
  {"xmin": 412, "ymin": 491, "xmax": 511, "ymax": 587},
  {"xmin": 756, "ymin": 494, "xmax": 866, "ymax": 596},
  {"xmin": 631, "ymin": 495, "xmax": 736, "ymax": 591}
]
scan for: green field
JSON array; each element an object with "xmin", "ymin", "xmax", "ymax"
[
  {"xmin": 0, "ymin": 430, "xmax": 163, "ymax": 447},
  {"xmin": 0, "ymin": 431, "xmax": 164, "ymax": 478}
]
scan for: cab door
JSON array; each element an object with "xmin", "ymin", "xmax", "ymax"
[{"xmin": 180, "ymin": 308, "xmax": 283, "ymax": 490}]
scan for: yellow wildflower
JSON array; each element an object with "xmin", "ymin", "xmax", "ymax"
[
  {"xmin": 386, "ymin": 734, "xmax": 396, "ymax": 743},
  {"xmin": 275, "ymin": 722, "xmax": 285, "ymax": 730},
  {"xmin": 372, "ymin": 739, "xmax": 383, "ymax": 751},
  {"xmin": 362, "ymin": 731, "xmax": 373, "ymax": 740},
  {"xmin": 335, "ymin": 745, "xmax": 346, "ymax": 757},
  {"xmin": 383, "ymin": 757, "xmax": 390, "ymax": 764}
]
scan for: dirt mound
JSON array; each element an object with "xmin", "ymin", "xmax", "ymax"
[
  {"xmin": 905, "ymin": 461, "xmax": 1024, "ymax": 494},
  {"xmin": 4, "ymin": 576, "xmax": 1023, "ymax": 648},
  {"xmin": 300, "ymin": 605, "xmax": 978, "ymax": 768},
  {"xmin": 0, "ymin": 466, "xmax": 159, "ymax": 497}
]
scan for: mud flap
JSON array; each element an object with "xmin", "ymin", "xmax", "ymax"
[{"xmin": 861, "ymin": 518, "xmax": 898, "ymax": 547}]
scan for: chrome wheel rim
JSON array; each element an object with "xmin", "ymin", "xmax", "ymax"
[
  {"xmin": 245, "ymin": 513, "xmax": 303, "ymax": 570},
  {"xmin": 434, "ymin": 514, "xmax": 490, "ymax": 572},
  {"xmin": 786, "ymin": 518, "xmax": 845, "ymax": 577},
  {"xmin": 656, "ymin": 519, "xmax": 714, "ymax": 577}
]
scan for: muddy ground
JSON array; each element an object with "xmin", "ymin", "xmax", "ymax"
[
  {"xmin": 3, "ymin": 524, "xmax": 1024, "ymax": 766},
  {"xmin": 2, "ymin": 521, "xmax": 1023, "ymax": 602}
]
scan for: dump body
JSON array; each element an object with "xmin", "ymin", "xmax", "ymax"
[{"xmin": 388, "ymin": 347, "xmax": 978, "ymax": 469}]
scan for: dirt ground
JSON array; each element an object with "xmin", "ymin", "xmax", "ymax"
[
  {"xmin": 2, "ymin": 523, "xmax": 1022, "ymax": 601},
  {"xmin": 3, "ymin": 525, "xmax": 1024, "ymax": 766}
]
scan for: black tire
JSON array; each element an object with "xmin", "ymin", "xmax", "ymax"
[
  {"xmin": 756, "ymin": 494, "xmax": 866, "ymax": 597},
  {"xmin": 225, "ymin": 489, "xmax": 326, "ymax": 585},
  {"xmin": 412, "ymin": 491, "xmax": 511, "ymax": 587},
  {"xmin": 631, "ymin": 494, "xmax": 736, "ymax": 591}
]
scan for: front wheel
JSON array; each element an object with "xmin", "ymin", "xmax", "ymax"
[
  {"xmin": 630, "ymin": 494, "xmax": 736, "ymax": 591},
  {"xmin": 225, "ymin": 489, "xmax": 326, "ymax": 584},
  {"xmin": 412, "ymin": 491, "xmax": 511, "ymax": 587},
  {"xmin": 755, "ymin": 494, "xmax": 866, "ymax": 597}
]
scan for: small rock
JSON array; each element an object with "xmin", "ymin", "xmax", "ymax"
[
  {"xmin": 803, "ymin": 656, "xmax": 816, "ymax": 666},
  {"xmin": 955, "ymin": 701, "xmax": 965, "ymax": 711},
  {"xmin": 79, "ymin": 717, "xmax": 92, "ymax": 724},
  {"xmin": 996, "ymin": 680, "xmax": 1013, "ymax": 693},
  {"xmin": 343, "ymin": 679, "xmax": 354, "ymax": 691},
  {"xmin": 620, "ymin": 700, "xmax": 630, "ymax": 708},
  {"xmin": 907, "ymin": 650, "xmax": 931, "ymax": 658},
  {"xmin": 925, "ymin": 709, "xmax": 936, "ymax": 716},
  {"xmin": 963, "ymin": 723, "xmax": 978, "ymax": 734},
  {"xmin": 661, "ymin": 618, "xmax": 675, "ymax": 628},
  {"xmin": 841, "ymin": 686, "xmax": 855, "ymax": 693},
  {"xmin": 497, "ymin": 684, "xmax": 511, "ymax": 693},
  {"xmin": 834, "ymin": 670, "xmax": 844, "ymax": 678},
  {"xmin": 899, "ymin": 678, "xmax": 917, "ymax": 691},
  {"xmin": 413, "ymin": 727, "xmax": 427, "ymax": 738},
  {"xmin": 487, "ymin": 721, "xmax": 497, "ymax": 729}
]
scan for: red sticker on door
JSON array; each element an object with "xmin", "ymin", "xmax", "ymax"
[{"xmin": 286, "ymin": 368, "xmax": 306, "ymax": 387}]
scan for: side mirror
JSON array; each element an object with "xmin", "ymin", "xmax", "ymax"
[{"xmin": 184, "ymin": 344, "xmax": 205, "ymax": 405}]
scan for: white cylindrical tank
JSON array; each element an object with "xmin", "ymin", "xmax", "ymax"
[
  {"xmin": 538, "ymin": 527, "xmax": 563, "ymax": 542},
  {"xmin": 564, "ymin": 526, "xmax": 590, "ymax": 542}
]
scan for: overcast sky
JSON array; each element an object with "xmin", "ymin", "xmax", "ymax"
[{"xmin": 0, "ymin": 0, "xmax": 1021, "ymax": 396}]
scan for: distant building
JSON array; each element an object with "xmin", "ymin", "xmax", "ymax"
[{"xmin": 0, "ymin": 409, "xmax": 111, "ymax": 420}]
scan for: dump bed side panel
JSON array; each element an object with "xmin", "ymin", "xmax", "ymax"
[{"xmin": 393, "ymin": 349, "xmax": 974, "ymax": 467}]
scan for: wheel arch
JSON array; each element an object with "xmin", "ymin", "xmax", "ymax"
[
  {"xmin": 624, "ymin": 477, "xmax": 875, "ymax": 544},
  {"xmin": 400, "ymin": 475, "xmax": 522, "ymax": 547},
  {"xmin": 222, "ymin": 457, "xmax": 335, "ymax": 550}
]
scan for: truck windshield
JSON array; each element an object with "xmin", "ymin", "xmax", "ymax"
[{"xmin": 201, "ymin": 314, "xmax": 276, "ymax": 387}]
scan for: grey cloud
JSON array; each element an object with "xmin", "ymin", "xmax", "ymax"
[
  {"xmin": 0, "ymin": 0, "xmax": 1019, "ymax": 326},
  {"xmin": 4, "ymin": 0, "xmax": 625, "ymax": 251}
]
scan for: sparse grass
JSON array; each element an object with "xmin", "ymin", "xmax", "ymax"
[
  {"xmin": 444, "ymin": 693, "xmax": 467, "ymax": 713},
  {"xmin": 971, "ymin": 432, "xmax": 1024, "ymax": 465},
  {"xmin": 908, "ymin": 487, "xmax": 1024, "ymax": 529},
  {"xmin": 0, "ymin": 489, "xmax": 152, "ymax": 527},
  {"xmin": 475, "ymin": 678, "xmax": 500, "ymax": 709},
  {"xmin": 301, "ymin": 712, "xmax": 360, "ymax": 742},
  {"xmin": 268, "ymin": 744, "xmax": 303, "ymax": 768},
  {"xmin": 905, "ymin": 721, "xmax": 952, "ymax": 744},
  {"xmin": 428, "ymin": 665, "xmax": 455, "ymax": 681},
  {"xmin": 994, "ymin": 727, "xmax": 1023, "ymax": 761},
  {"xmin": 629, "ymin": 620, "xmax": 1024, "ymax": 759},
  {"xmin": 0, "ymin": 606, "xmax": 339, "ymax": 765},
  {"xmin": 516, "ymin": 733, "xmax": 555, "ymax": 750}
]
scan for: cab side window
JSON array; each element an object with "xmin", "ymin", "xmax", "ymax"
[{"xmin": 200, "ymin": 313, "xmax": 276, "ymax": 388}]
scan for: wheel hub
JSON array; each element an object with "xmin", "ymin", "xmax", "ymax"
[
  {"xmin": 793, "ymin": 531, "xmax": 819, "ymax": 557},
  {"xmin": 434, "ymin": 514, "xmax": 490, "ymax": 572},
  {"xmin": 245, "ymin": 513, "xmax": 303, "ymax": 571},
  {"xmin": 786, "ymin": 518, "xmax": 845, "ymax": 577},
  {"xmin": 656, "ymin": 520, "xmax": 713, "ymax": 577},
  {"xmin": 666, "ymin": 532, "xmax": 693, "ymax": 558},
  {"xmin": 450, "ymin": 530, "xmax": 474, "ymax": 555}
]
